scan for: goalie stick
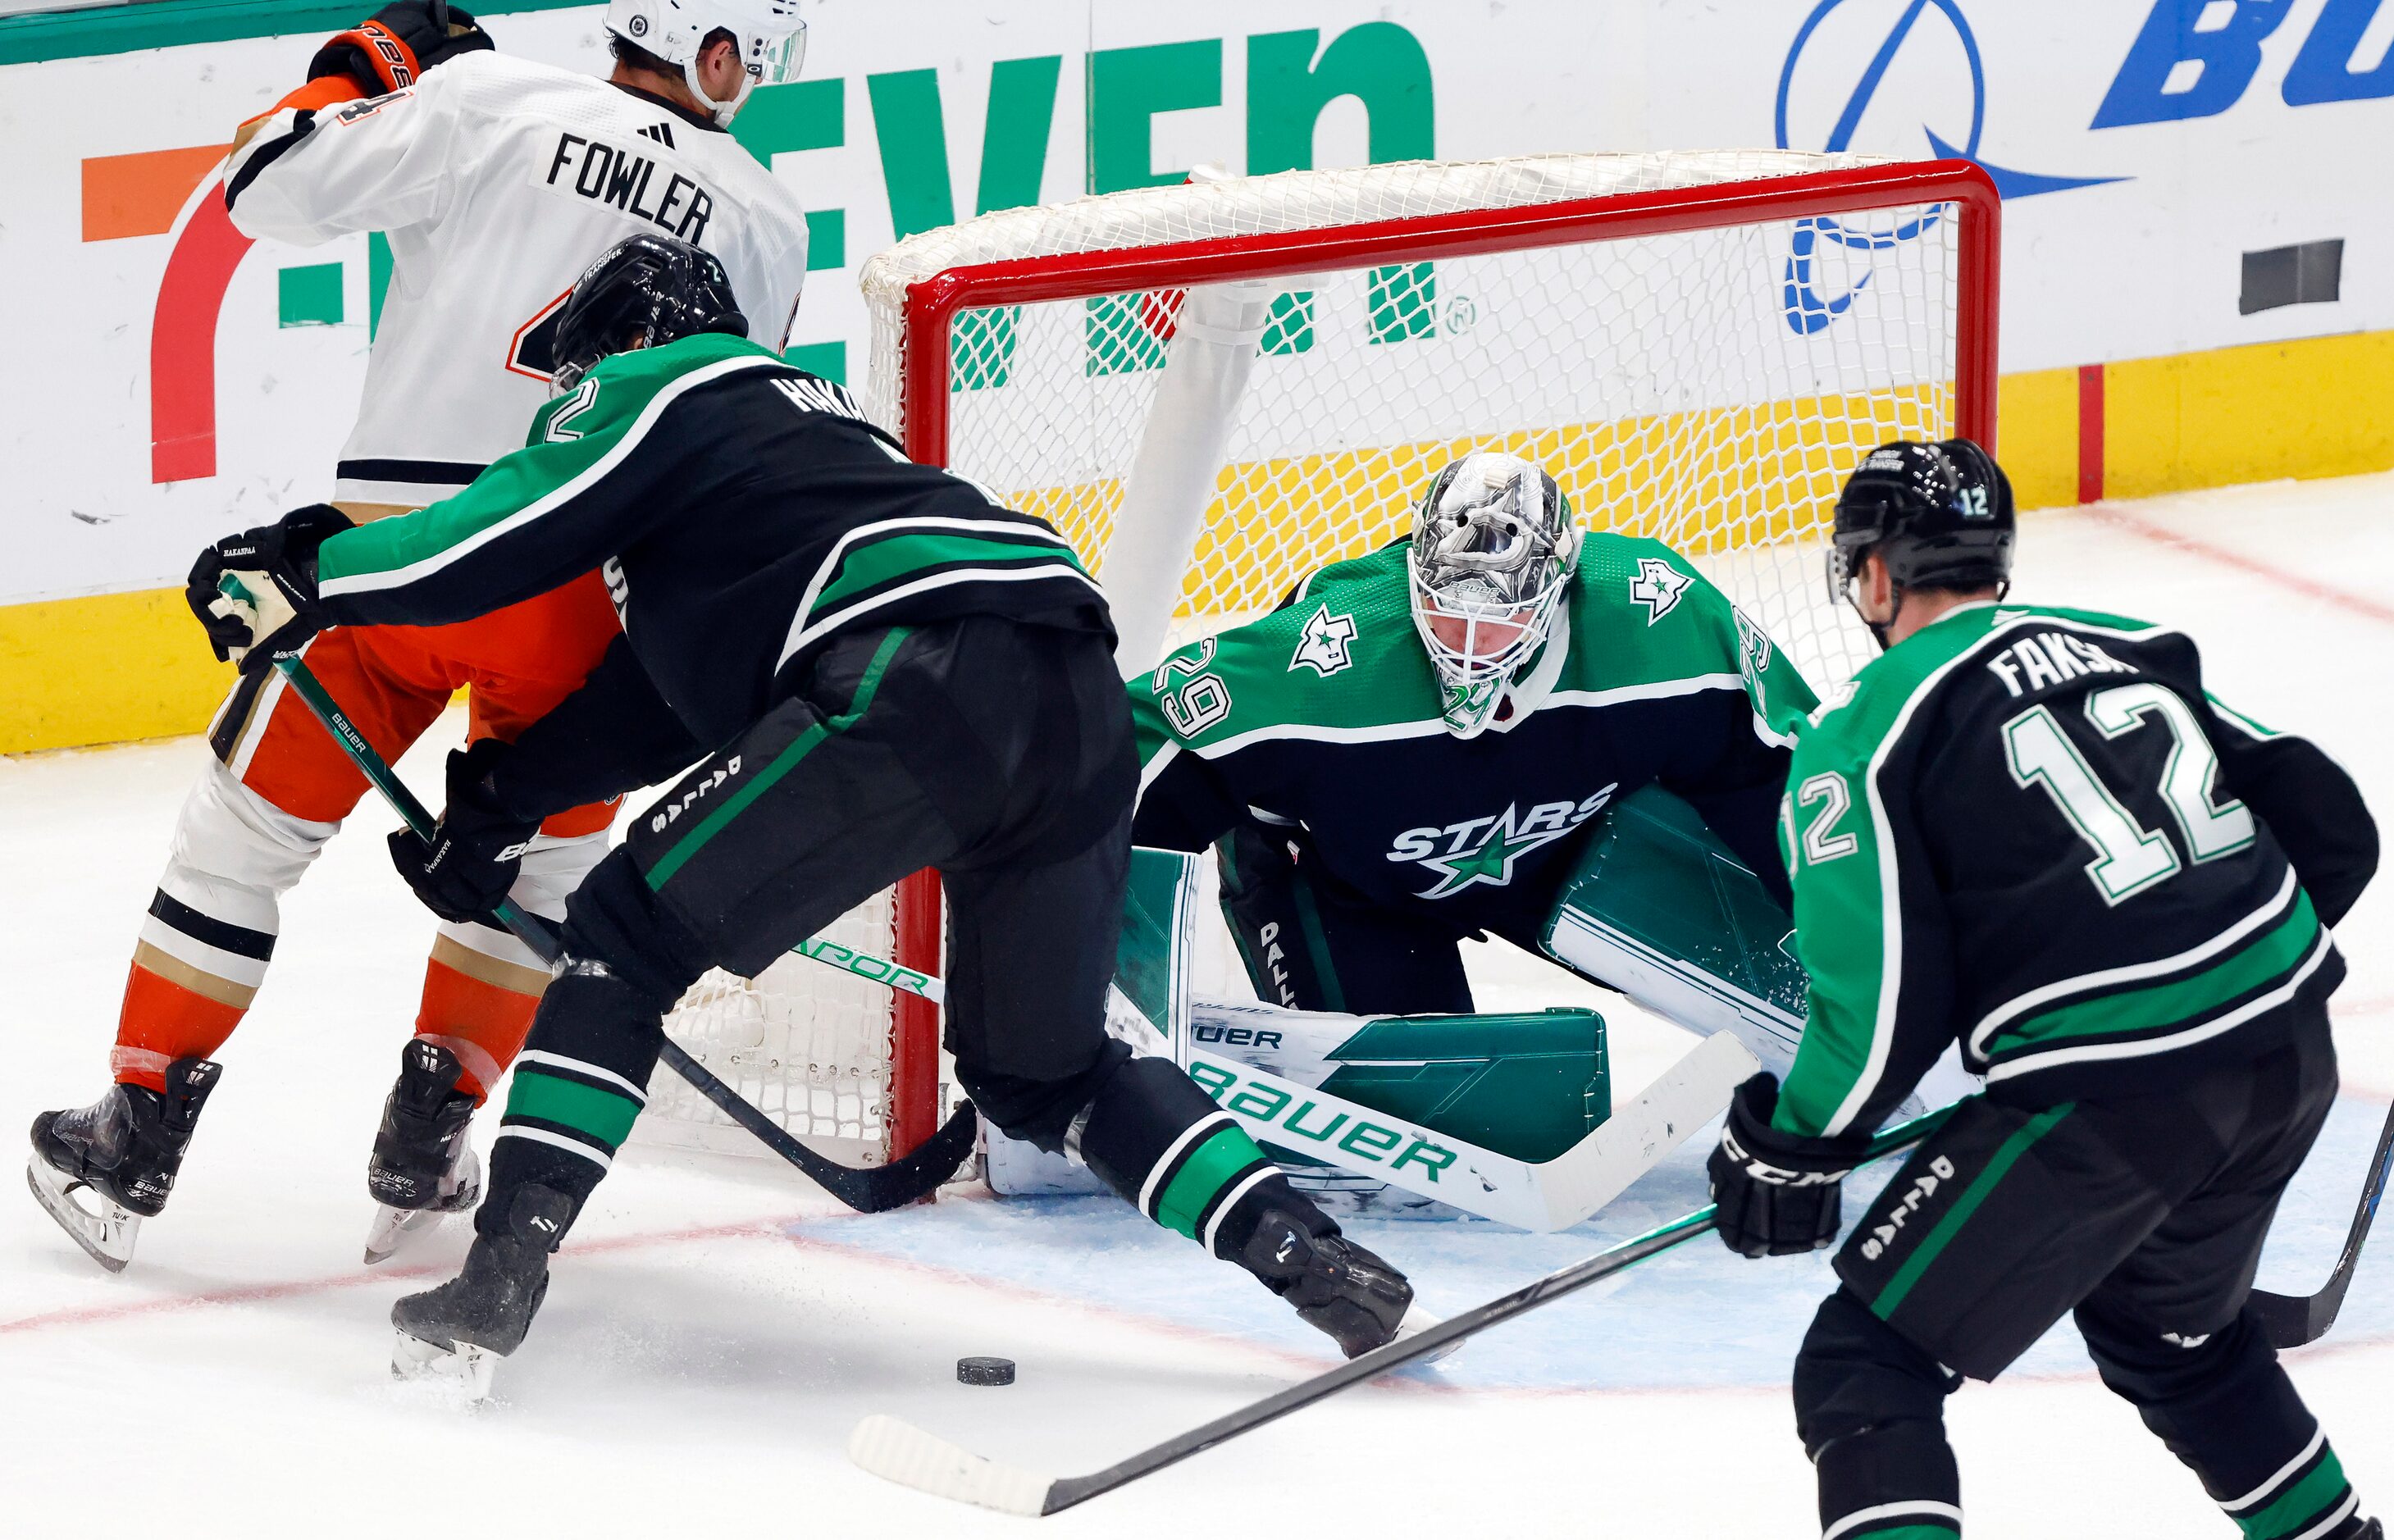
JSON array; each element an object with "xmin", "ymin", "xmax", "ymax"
[
  {"xmin": 849, "ymin": 1105, "xmax": 1952, "ymax": 1516},
  {"xmin": 2250, "ymin": 1096, "xmax": 2394, "ymax": 1349},
  {"xmin": 244, "ymin": 621, "xmax": 974, "ymax": 1214}
]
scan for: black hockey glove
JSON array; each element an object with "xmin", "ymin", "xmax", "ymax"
[
  {"xmin": 185, "ymin": 503, "xmax": 351, "ymax": 674},
  {"xmin": 308, "ymin": 1, "xmax": 493, "ymax": 97},
  {"xmin": 388, "ymin": 738, "xmax": 544, "ymax": 927},
  {"xmin": 1708, "ymin": 1073, "xmax": 1871, "ymax": 1259}
]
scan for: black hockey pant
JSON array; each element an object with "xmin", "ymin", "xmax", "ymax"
[
  {"xmin": 483, "ymin": 619, "xmax": 1308, "ymax": 1262},
  {"xmin": 1792, "ymin": 1018, "xmax": 2361, "ymax": 1539}
]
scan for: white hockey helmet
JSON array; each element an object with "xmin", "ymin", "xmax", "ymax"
[
  {"xmin": 1407, "ymin": 451, "xmax": 1579, "ymax": 737},
  {"xmin": 604, "ymin": 0, "xmax": 805, "ymax": 127}
]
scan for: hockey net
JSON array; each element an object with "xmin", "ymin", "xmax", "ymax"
[{"xmin": 636, "ymin": 149, "xmax": 2000, "ymax": 1169}]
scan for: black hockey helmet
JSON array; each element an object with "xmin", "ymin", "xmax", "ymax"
[
  {"xmin": 549, "ymin": 233, "xmax": 747, "ymax": 394},
  {"xmin": 1826, "ymin": 438, "xmax": 2014, "ymax": 605}
]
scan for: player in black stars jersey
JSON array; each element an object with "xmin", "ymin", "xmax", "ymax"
[
  {"xmin": 193, "ymin": 236, "xmax": 1430, "ymax": 1386},
  {"xmin": 1708, "ymin": 439, "xmax": 2381, "ymax": 1540}
]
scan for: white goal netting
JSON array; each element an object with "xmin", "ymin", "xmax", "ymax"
[
  {"xmin": 637, "ymin": 148, "xmax": 1985, "ymax": 1164},
  {"xmin": 638, "ymin": 895, "xmax": 905, "ymax": 1164},
  {"xmin": 864, "ymin": 148, "xmax": 1969, "ymax": 688}
]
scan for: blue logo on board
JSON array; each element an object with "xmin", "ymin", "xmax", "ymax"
[{"xmin": 1774, "ymin": 0, "xmax": 2124, "ymax": 334}]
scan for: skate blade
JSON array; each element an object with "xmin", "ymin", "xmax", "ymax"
[
  {"xmin": 363, "ymin": 1146, "xmax": 481, "ymax": 1264},
  {"xmin": 1392, "ymin": 1301, "xmax": 1461, "ymax": 1366},
  {"xmin": 25, "ymin": 1157, "xmax": 139, "ymax": 1273},
  {"xmin": 363, "ymin": 1204, "xmax": 449, "ymax": 1266},
  {"xmin": 390, "ymin": 1328, "xmax": 496, "ymax": 1403}
]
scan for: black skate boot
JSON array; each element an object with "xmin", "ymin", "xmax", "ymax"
[
  {"xmin": 1239, "ymin": 1205, "xmax": 1431, "ymax": 1359},
  {"xmin": 25, "ymin": 1057, "xmax": 221, "ymax": 1272},
  {"xmin": 390, "ymin": 1183, "xmax": 572, "ymax": 1400},
  {"xmin": 363, "ymin": 1041, "xmax": 482, "ymax": 1264}
]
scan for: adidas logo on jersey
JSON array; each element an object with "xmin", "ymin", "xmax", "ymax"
[
  {"xmin": 636, "ymin": 121, "xmax": 676, "ymax": 148},
  {"xmin": 541, "ymin": 131, "xmax": 716, "ymax": 244}
]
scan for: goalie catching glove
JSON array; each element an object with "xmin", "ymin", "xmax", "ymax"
[
  {"xmin": 1707, "ymin": 1073, "xmax": 1871, "ymax": 1258},
  {"xmin": 308, "ymin": 0, "xmax": 495, "ymax": 97},
  {"xmin": 387, "ymin": 738, "xmax": 544, "ymax": 927},
  {"xmin": 185, "ymin": 504, "xmax": 350, "ymax": 672}
]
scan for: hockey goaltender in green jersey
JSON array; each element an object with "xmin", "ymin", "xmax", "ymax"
[{"xmin": 1130, "ymin": 452, "xmax": 1821, "ymax": 1073}]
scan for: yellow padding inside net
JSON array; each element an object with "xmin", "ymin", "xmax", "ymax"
[{"xmin": 1012, "ymin": 381, "xmax": 1949, "ymax": 622}]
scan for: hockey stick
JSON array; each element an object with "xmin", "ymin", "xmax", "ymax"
[
  {"xmin": 2250, "ymin": 1096, "xmax": 2394, "ymax": 1349},
  {"xmin": 850, "ymin": 1105, "xmax": 1954, "ymax": 1516},
  {"xmin": 233, "ymin": 615, "xmax": 974, "ymax": 1214}
]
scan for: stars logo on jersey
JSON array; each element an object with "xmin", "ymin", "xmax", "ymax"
[
  {"xmin": 1289, "ymin": 604, "xmax": 1358, "ymax": 677},
  {"xmin": 1629, "ymin": 558, "xmax": 1691, "ymax": 624},
  {"xmin": 1388, "ymin": 789, "xmax": 1617, "ymax": 900}
]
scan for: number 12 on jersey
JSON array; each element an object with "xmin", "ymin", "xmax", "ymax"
[{"xmin": 2004, "ymin": 682, "xmax": 2256, "ymax": 904}]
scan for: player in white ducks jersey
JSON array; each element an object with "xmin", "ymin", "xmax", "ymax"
[
  {"xmin": 224, "ymin": 0, "xmax": 811, "ymax": 511},
  {"xmin": 24, "ymin": 0, "xmax": 809, "ymax": 1274}
]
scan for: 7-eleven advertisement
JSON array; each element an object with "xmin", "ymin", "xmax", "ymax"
[{"xmin": 4, "ymin": 0, "xmax": 2392, "ymax": 750}]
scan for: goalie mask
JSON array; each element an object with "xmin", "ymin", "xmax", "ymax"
[
  {"xmin": 604, "ymin": 0, "xmax": 805, "ymax": 126},
  {"xmin": 1407, "ymin": 452, "xmax": 1578, "ymax": 738}
]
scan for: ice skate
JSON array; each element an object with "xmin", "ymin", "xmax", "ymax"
[
  {"xmin": 25, "ymin": 1058, "xmax": 221, "ymax": 1272},
  {"xmin": 363, "ymin": 1041, "xmax": 483, "ymax": 1264},
  {"xmin": 1238, "ymin": 1205, "xmax": 1440, "ymax": 1360},
  {"xmin": 390, "ymin": 1184, "xmax": 571, "ymax": 1401}
]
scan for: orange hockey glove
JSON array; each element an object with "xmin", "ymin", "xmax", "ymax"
[{"xmin": 308, "ymin": 1, "xmax": 493, "ymax": 97}]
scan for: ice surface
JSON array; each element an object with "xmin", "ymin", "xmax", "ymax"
[{"xmin": 3, "ymin": 476, "xmax": 2392, "ymax": 1538}]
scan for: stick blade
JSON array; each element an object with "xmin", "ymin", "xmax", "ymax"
[
  {"xmin": 848, "ymin": 1414, "xmax": 1058, "ymax": 1517},
  {"xmin": 2249, "ymin": 1286, "xmax": 2329, "ymax": 1350}
]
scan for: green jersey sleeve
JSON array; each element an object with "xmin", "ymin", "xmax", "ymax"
[
  {"xmin": 1130, "ymin": 637, "xmax": 1256, "ymax": 853},
  {"xmin": 314, "ymin": 335, "xmax": 782, "ymax": 628},
  {"xmin": 1770, "ymin": 643, "xmax": 1960, "ymax": 1140}
]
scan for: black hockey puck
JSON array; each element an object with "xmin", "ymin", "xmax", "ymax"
[{"xmin": 957, "ymin": 1355, "xmax": 1015, "ymax": 1387}]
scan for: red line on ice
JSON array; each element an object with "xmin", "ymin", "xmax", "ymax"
[
  {"xmin": 2080, "ymin": 503, "xmax": 2394, "ymax": 628},
  {"xmin": 0, "ymin": 1213, "xmax": 805, "ymax": 1337}
]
